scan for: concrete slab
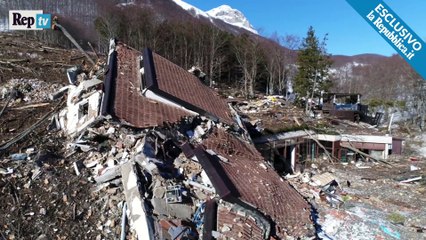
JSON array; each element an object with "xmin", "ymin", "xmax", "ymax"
[
  {"xmin": 151, "ymin": 197, "xmax": 193, "ymax": 220},
  {"xmin": 121, "ymin": 162, "xmax": 153, "ymax": 239}
]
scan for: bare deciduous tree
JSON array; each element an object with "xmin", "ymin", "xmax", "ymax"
[{"xmin": 233, "ymin": 34, "xmax": 262, "ymax": 98}]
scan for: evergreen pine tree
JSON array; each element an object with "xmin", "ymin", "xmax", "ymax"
[{"xmin": 294, "ymin": 26, "xmax": 332, "ymax": 101}]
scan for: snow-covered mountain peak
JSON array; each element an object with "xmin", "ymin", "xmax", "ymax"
[
  {"xmin": 207, "ymin": 5, "xmax": 258, "ymax": 34},
  {"xmin": 207, "ymin": 4, "xmax": 233, "ymax": 14},
  {"xmin": 171, "ymin": 0, "xmax": 258, "ymax": 34}
]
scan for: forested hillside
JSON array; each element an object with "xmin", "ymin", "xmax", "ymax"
[{"xmin": 1, "ymin": 0, "xmax": 424, "ymax": 111}]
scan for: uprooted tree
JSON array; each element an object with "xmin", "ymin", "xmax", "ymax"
[{"xmin": 294, "ymin": 26, "xmax": 332, "ymax": 105}]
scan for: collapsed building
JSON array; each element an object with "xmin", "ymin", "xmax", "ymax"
[
  {"xmin": 235, "ymin": 96, "xmax": 404, "ymax": 175},
  {"xmin": 57, "ymin": 40, "xmax": 314, "ymax": 239},
  {"xmin": 255, "ymin": 131, "xmax": 401, "ymax": 174},
  {"xmin": 1, "ymin": 33, "xmax": 424, "ymax": 240},
  {"xmin": 321, "ymin": 93, "xmax": 383, "ymax": 125}
]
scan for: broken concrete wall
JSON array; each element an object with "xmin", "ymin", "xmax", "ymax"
[
  {"xmin": 315, "ymin": 134, "xmax": 393, "ymax": 160},
  {"xmin": 122, "ymin": 162, "xmax": 155, "ymax": 239},
  {"xmin": 60, "ymin": 79, "xmax": 103, "ymax": 135}
]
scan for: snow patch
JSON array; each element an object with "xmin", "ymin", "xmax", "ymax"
[
  {"xmin": 171, "ymin": 1, "xmax": 257, "ymax": 34},
  {"xmin": 416, "ymin": 133, "xmax": 426, "ymax": 157},
  {"xmin": 207, "ymin": 5, "xmax": 257, "ymax": 34},
  {"xmin": 352, "ymin": 61, "xmax": 366, "ymax": 67},
  {"xmin": 117, "ymin": 2, "xmax": 136, "ymax": 7},
  {"xmin": 0, "ymin": 17, "xmax": 9, "ymax": 32},
  {"xmin": 172, "ymin": 0, "xmax": 209, "ymax": 18}
]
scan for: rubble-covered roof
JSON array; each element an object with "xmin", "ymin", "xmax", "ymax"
[
  {"xmin": 202, "ymin": 128, "xmax": 314, "ymax": 237},
  {"xmin": 217, "ymin": 203, "xmax": 264, "ymax": 240},
  {"xmin": 106, "ymin": 44, "xmax": 194, "ymax": 128},
  {"xmin": 254, "ymin": 130, "xmax": 315, "ymax": 144},
  {"xmin": 144, "ymin": 49, "xmax": 234, "ymax": 125}
]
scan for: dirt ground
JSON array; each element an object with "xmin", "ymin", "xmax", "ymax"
[{"xmin": 0, "ymin": 150, "xmax": 124, "ymax": 240}]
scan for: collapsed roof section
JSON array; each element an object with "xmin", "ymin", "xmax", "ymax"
[
  {"xmin": 143, "ymin": 49, "xmax": 235, "ymax": 125},
  {"xmin": 102, "ymin": 43, "xmax": 194, "ymax": 128},
  {"xmin": 217, "ymin": 202, "xmax": 266, "ymax": 240},
  {"xmin": 201, "ymin": 128, "xmax": 314, "ymax": 237},
  {"xmin": 98, "ymin": 40, "xmax": 314, "ymax": 238},
  {"xmin": 102, "ymin": 41, "xmax": 235, "ymax": 128}
]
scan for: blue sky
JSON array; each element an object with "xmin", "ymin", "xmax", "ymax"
[{"xmin": 184, "ymin": 0, "xmax": 426, "ymax": 56}]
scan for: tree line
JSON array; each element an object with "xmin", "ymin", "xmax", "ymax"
[
  {"xmin": 0, "ymin": 0, "xmax": 331, "ymax": 99},
  {"xmin": 2, "ymin": 0, "xmax": 423, "ymax": 127},
  {"xmin": 94, "ymin": 2, "xmax": 304, "ymax": 98}
]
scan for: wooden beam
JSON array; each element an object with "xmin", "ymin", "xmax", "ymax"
[{"xmin": 340, "ymin": 143, "xmax": 394, "ymax": 166}]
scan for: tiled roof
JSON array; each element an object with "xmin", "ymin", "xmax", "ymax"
[
  {"xmin": 217, "ymin": 204, "xmax": 264, "ymax": 240},
  {"xmin": 149, "ymin": 51, "xmax": 235, "ymax": 125},
  {"xmin": 202, "ymin": 129, "xmax": 314, "ymax": 238},
  {"xmin": 112, "ymin": 44, "xmax": 193, "ymax": 128}
]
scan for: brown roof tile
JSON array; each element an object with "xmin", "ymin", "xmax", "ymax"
[
  {"xmin": 202, "ymin": 129, "xmax": 314, "ymax": 238},
  {"xmin": 217, "ymin": 204, "xmax": 264, "ymax": 240},
  {"xmin": 113, "ymin": 44, "xmax": 193, "ymax": 128},
  {"xmin": 150, "ymin": 52, "xmax": 234, "ymax": 125}
]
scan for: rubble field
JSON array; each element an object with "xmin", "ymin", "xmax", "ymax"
[
  {"xmin": 0, "ymin": 34, "xmax": 119, "ymax": 240},
  {"xmin": 235, "ymin": 95, "xmax": 426, "ymax": 239},
  {"xmin": 287, "ymin": 156, "xmax": 426, "ymax": 240},
  {"xmin": 0, "ymin": 35, "xmax": 314, "ymax": 240},
  {"xmin": 0, "ymin": 33, "xmax": 98, "ymax": 152}
]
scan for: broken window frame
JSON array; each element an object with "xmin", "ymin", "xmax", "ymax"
[{"xmin": 78, "ymin": 101, "xmax": 89, "ymax": 119}]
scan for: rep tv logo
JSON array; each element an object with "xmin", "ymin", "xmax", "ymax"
[{"xmin": 9, "ymin": 10, "xmax": 51, "ymax": 30}]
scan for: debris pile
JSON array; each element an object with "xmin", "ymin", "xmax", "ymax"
[
  {"xmin": 1, "ymin": 78, "xmax": 63, "ymax": 104},
  {"xmin": 64, "ymin": 118, "xmax": 216, "ymax": 237},
  {"xmin": 286, "ymin": 157, "xmax": 426, "ymax": 239},
  {"xmin": 1, "ymin": 37, "xmax": 315, "ymax": 240},
  {"xmin": 237, "ymin": 95, "xmax": 286, "ymax": 114},
  {"xmin": 2, "ymin": 34, "xmax": 424, "ymax": 240}
]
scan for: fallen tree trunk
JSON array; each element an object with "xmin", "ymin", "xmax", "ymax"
[
  {"xmin": 340, "ymin": 143, "xmax": 394, "ymax": 166},
  {"xmin": 304, "ymin": 130, "xmax": 337, "ymax": 162},
  {"xmin": 0, "ymin": 96, "xmax": 12, "ymax": 118},
  {"xmin": 11, "ymin": 103, "xmax": 50, "ymax": 110},
  {"xmin": 0, "ymin": 60, "xmax": 35, "ymax": 74},
  {"xmin": 0, "ymin": 59, "xmax": 29, "ymax": 64},
  {"xmin": 293, "ymin": 117, "xmax": 336, "ymax": 162},
  {"xmin": 0, "ymin": 100, "xmax": 64, "ymax": 152}
]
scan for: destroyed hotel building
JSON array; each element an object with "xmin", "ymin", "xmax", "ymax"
[
  {"xmin": 57, "ymin": 40, "xmax": 314, "ymax": 239},
  {"xmin": 43, "ymin": 38, "xmax": 406, "ymax": 240}
]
